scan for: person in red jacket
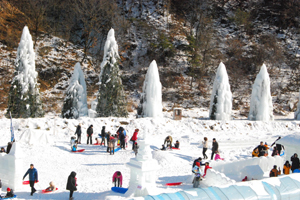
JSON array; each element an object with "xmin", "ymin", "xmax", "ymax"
[
  {"xmin": 112, "ymin": 171, "xmax": 123, "ymax": 187},
  {"xmin": 203, "ymin": 162, "xmax": 212, "ymax": 177},
  {"xmin": 130, "ymin": 129, "xmax": 139, "ymax": 150}
]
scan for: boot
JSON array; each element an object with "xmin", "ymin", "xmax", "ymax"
[{"xmin": 69, "ymin": 197, "xmax": 74, "ymax": 200}]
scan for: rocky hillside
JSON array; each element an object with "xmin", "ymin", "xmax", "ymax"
[{"xmin": 0, "ymin": 0, "xmax": 300, "ymax": 118}]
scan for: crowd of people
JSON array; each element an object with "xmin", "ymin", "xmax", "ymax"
[{"xmin": 2, "ymin": 124, "xmax": 300, "ymax": 199}]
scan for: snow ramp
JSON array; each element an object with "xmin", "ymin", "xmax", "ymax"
[{"xmin": 133, "ymin": 174, "xmax": 300, "ymax": 200}]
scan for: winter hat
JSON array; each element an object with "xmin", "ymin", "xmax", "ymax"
[
  {"xmin": 213, "ymin": 138, "xmax": 216, "ymax": 140},
  {"xmin": 7, "ymin": 187, "xmax": 11, "ymax": 191}
]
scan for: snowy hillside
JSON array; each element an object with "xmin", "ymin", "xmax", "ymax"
[{"xmin": 0, "ymin": 110, "xmax": 300, "ymax": 199}]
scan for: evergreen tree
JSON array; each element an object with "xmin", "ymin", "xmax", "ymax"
[
  {"xmin": 6, "ymin": 26, "xmax": 44, "ymax": 118},
  {"xmin": 96, "ymin": 28, "xmax": 128, "ymax": 117},
  {"xmin": 62, "ymin": 62, "xmax": 88, "ymax": 119}
]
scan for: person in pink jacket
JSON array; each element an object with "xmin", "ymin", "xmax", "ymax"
[
  {"xmin": 214, "ymin": 151, "xmax": 224, "ymax": 161},
  {"xmin": 130, "ymin": 129, "xmax": 139, "ymax": 150},
  {"xmin": 112, "ymin": 171, "xmax": 123, "ymax": 187}
]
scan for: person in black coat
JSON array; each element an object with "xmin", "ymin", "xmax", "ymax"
[
  {"xmin": 256, "ymin": 141, "xmax": 267, "ymax": 157},
  {"xmin": 87, "ymin": 125, "xmax": 93, "ymax": 145},
  {"xmin": 66, "ymin": 171, "xmax": 77, "ymax": 200},
  {"xmin": 101, "ymin": 126, "xmax": 106, "ymax": 146},
  {"xmin": 119, "ymin": 131, "xmax": 126, "ymax": 149},
  {"xmin": 291, "ymin": 153, "xmax": 300, "ymax": 172},
  {"xmin": 211, "ymin": 138, "xmax": 219, "ymax": 160},
  {"xmin": 75, "ymin": 124, "xmax": 82, "ymax": 144},
  {"xmin": 106, "ymin": 132, "xmax": 111, "ymax": 152}
]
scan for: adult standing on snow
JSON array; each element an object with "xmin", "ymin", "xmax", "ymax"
[
  {"xmin": 101, "ymin": 126, "xmax": 106, "ymax": 146},
  {"xmin": 119, "ymin": 129, "xmax": 126, "ymax": 149},
  {"xmin": 211, "ymin": 138, "xmax": 219, "ymax": 160},
  {"xmin": 87, "ymin": 125, "xmax": 93, "ymax": 145},
  {"xmin": 291, "ymin": 153, "xmax": 300, "ymax": 172},
  {"xmin": 130, "ymin": 129, "xmax": 139, "ymax": 150},
  {"xmin": 75, "ymin": 124, "xmax": 82, "ymax": 144},
  {"xmin": 23, "ymin": 164, "xmax": 38, "ymax": 196},
  {"xmin": 202, "ymin": 137, "xmax": 208, "ymax": 159},
  {"xmin": 66, "ymin": 171, "xmax": 77, "ymax": 200}
]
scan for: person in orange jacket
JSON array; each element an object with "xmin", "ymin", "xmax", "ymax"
[
  {"xmin": 269, "ymin": 165, "xmax": 281, "ymax": 177},
  {"xmin": 283, "ymin": 161, "xmax": 292, "ymax": 174},
  {"xmin": 252, "ymin": 148, "xmax": 259, "ymax": 157}
]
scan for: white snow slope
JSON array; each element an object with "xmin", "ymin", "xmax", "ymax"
[{"xmin": 0, "ymin": 109, "xmax": 299, "ymax": 200}]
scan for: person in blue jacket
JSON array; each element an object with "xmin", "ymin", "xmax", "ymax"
[{"xmin": 23, "ymin": 164, "xmax": 38, "ymax": 196}]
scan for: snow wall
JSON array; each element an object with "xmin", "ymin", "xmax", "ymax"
[
  {"xmin": 139, "ymin": 174, "xmax": 300, "ymax": 200},
  {"xmin": 278, "ymin": 134, "xmax": 300, "ymax": 160},
  {"xmin": 210, "ymin": 155, "xmax": 284, "ymax": 181},
  {"xmin": 0, "ymin": 142, "xmax": 23, "ymax": 190}
]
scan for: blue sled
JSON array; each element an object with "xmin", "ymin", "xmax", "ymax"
[
  {"xmin": 114, "ymin": 147, "xmax": 122, "ymax": 152},
  {"xmin": 111, "ymin": 187, "xmax": 128, "ymax": 194},
  {"xmin": 1, "ymin": 195, "xmax": 17, "ymax": 199},
  {"xmin": 280, "ymin": 150, "xmax": 285, "ymax": 156}
]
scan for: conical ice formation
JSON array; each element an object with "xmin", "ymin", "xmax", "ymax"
[
  {"xmin": 209, "ymin": 62, "xmax": 232, "ymax": 120},
  {"xmin": 62, "ymin": 62, "xmax": 88, "ymax": 119},
  {"xmin": 248, "ymin": 64, "xmax": 274, "ymax": 121},
  {"xmin": 139, "ymin": 60, "xmax": 163, "ymax": 118}
]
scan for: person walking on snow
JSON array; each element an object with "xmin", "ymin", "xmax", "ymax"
[
  {"xmin": 87, "ymin": 125, "xmax": 93, "ymax": 145},
  {"xmin": 66, "ymin": 171, "xmax": 77, "ymax": 200},
  {"xmin": 130, "ymin": 129, "xmax": 139, "ymax": 150},
  {"xmin": 101, "ymin": 126, "xmax": 106, "ymax": 146},
  {"xmin": 211, "ymin": 138, "xmax": 218, "ymax": 160},
  {"xmin": 74, "ymin": 124, "xmax": 82, "ymax": 144},
  {"xmin": 202, "ymin": 137, "xmax": 208, "ymax": 159},
  {"xmin": 23, "ymin": 164, "xmax": 38, "ymax": 196}
]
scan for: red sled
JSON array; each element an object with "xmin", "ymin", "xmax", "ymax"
[
  {"xmin": 72, "ymin": 149, "xmax": 85, "ymax": 152},
  {"xmin": 42, "ymin": 188, "xmax": 58, "ymax": 193},
  {"xmin": 23, "ymin": 180, "xmax": 38, "ymax": 185},
  {"xmin": 165, "ymin": 182, "xmax": 182, "ymax": 186},
  {"xmin": 172, "ymin": 147, "xmax": 180, "ymax": 150}
]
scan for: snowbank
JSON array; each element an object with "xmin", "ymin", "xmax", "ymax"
[
  {"xmin": 19, "ymin": 129, "xmax": 52, "ymax": 145},
  {"xmin": 210, "ymin": 155, "xmax": 284, "ymax": 181}
]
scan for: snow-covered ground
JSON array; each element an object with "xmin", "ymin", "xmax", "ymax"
[{"xmin": 0, "ymin": 109, "xmax": 300, "ymax": 200}]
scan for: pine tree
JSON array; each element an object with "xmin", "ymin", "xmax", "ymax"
[
  {"xmin": 6, "ymin": 26, "xmax": 44, "ymax": 118},
  {"xmin": 210, "ymin": 91, "xmax": 218, "ymax": 120},
  {"xmin": 62, "ymin": 62, "xmax": 88, "ymax": 119},
  {"xmin": 96, "ymin": 28, "xmax": 128, "ymax": 117}
]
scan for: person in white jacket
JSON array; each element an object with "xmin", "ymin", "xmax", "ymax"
[{"xmin": 202, "ymin": 137, "xmax": 208, "ymax": 159}]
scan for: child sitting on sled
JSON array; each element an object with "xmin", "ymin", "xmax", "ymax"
[
  {"xmin": 4, "ymin": 187, "xmax": 14, "ymax": 198},
  {"xmin": 45, "ymin": 181, "xmax": 55, "ymax": 192},
  {"xmin": 174, "ymin": 140, "xmax": 180, "ymax": 148},
  {"xmin": 72, "ymin": 140, "xmax": 78, "ymax": 152}
]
